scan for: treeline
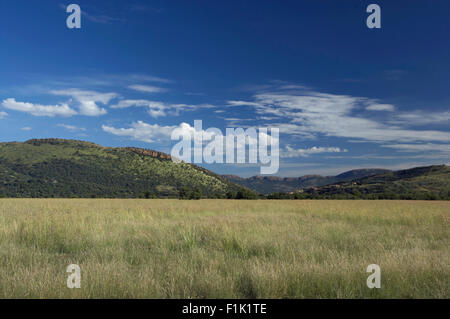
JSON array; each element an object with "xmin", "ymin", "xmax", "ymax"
[
  {"xmin": 1, "ymin": 183, "xmax": 447, "ymax": 200},
  {"xmin": 265, "ymin": 191, "xmax": 449, "ymax": 200},
  {"xmin": 173, "ymin": 189, "xmax": 449, "ymax": 200},
  {"xmin": 175, "ymin": 187, "xmax": 262, "ymax": 200}
]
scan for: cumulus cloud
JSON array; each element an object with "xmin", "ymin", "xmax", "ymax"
[
  {"xmin": 281, "ymin": 145, "xmax": 347, "ymax": 158},
  {"xmin": 2, "ymin": 98, "xmax": 77, "ymax": 117},
  {"xmin": 50, "ymin": 89, "xmax": 117, "ymax": 116},
  {"xmin": 102, "ymin": 121, "xmax": 177, "ymax": 143},
  {"xmin": 102, "ymin": 121, "xmax": 279, "ymax": 151},
  {"xmin": 128, "ymin": 84, "xmax": 167, "ymax": 93},
  {"xmin": 2, "ymin": 88, "xmax": 117, "ymax": 117},
  {"xmin": 102, "ymin": 121, "xmax": 220, "ymax": 144}
]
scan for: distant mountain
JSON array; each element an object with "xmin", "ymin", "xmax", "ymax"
[
  {"xmin": 299, "ymin": 165, "xmax": 450, "ymax": 200},
  {"xmin": 0, "ymin": 139, "xmax": 245, "ymax": 198},
  {"xmin": 223, "ymin": 169, "xmax": 390, "ymax": 194}
]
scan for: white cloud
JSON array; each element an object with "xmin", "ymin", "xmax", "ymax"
[
  {"xmin": 0, "ymin": 111, "xmax": 7, "ymax": 119},
  {"xmin": 239, "ymin": 90, "xmax": 450, "ymax": 143},
  {"xmin": 57, "ymin": 124, "xmax": 86, "ymax": 132},
  {"xmin": 102, "ymin": 121, "xmax": 279, "ymax": 151},
  {"xmin": 227, "ymin": 100, "xmax": 262, "ymax": 107},
  {"xmin": 393, "ymin": 111, "xmax": 450, "ymax": 126},
  {"xmin": 102, "ymin": 121, "xmax": 217, "ymax": 144},
  {"xmin": 110, "ymin": 99, "xmax": 167, "ymax": 117},
  {"xmin": 382, "ymin": 143, "xmax": 450, "ymax": 153},
  {"xmin": 21, "ymin": 126, "xmax": 31, "ymax": 131},
  {"xmin": 128, "ymin": 74, "xmax": 173, "ymax": 83},
  {"xmin": 50, "ymin": 89, "xmax": 117, "ymax": 116},
  {"xmin": 281, "ymin": 145, "xmax": 347, "ymax": 158},
  {"xmin": 110, "ymin": 99, "xmax": 214, "ymax": 118},
  {"xmin": 82, "ymin": 12, "xmax": 123, "ymax": 24},
  {"xmin": 128, "ymin": 84, "xmax": 167, "ymax": 93},
  {"xmin": 279, "ymin": 84, "xmax": 309, "ymax": 90},
  {"xmin": 366, "ymin": 104, "xmax": 395, "ymax": 111},
  {"xmin": 102, "ymin": 121, "xmax": 177, "ymax": 143},
  {"xmin": 2, "ymin": 98, "xmax": 77, "ymax": 117}
]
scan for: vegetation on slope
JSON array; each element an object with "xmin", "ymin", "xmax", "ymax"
[
  {"xmin": 268, "ymin": 165, "xmax": 450, "ymax": 200},
  {"xmin": 0, "ymin": 139, "xmax": 447, "ymax": 200},
  {"xmin": 0, "ymin": 139, "xmax": 247, "ymax": 198},
  {"xmin": 223, "ymin": 169, "xmax": 390, "ymax": 194}
]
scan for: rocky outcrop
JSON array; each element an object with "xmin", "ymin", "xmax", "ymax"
[{"xmin": 123, "ymin": 147, "xmax": 172, "ymax": 160}]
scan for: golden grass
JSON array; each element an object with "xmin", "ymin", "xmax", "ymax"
[{"xmin": 0, "ymin": 199, "xmax": 448, "ymax": 298}]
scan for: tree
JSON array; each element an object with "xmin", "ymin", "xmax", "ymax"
[
  {"xmin": 144, "ymin": 191, "xmax": 156, "ymax": 199},
  {"xmin": 236, "ymin": 188, "xmax": 257, "ymax": 199},
  {"xmin": 190, "ymin": 187, "xmax": 202, "ymax": 200},
  {"xmin": 226, "ymin": 191, "xmax": 236, "ymax": 199},
  {"xmin": 178, "ymin": 187, "xmax": 190, "ymax": 200}
]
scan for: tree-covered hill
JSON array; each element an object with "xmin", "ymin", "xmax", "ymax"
[
  {"xmin": 272, "ymin": 165, "xmax": 450, "ymax": 200},
  {"xmin": 0, "ymin": 139, "xmax": 245, "ymax": 198}
]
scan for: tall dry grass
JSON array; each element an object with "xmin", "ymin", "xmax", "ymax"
[{"xmin": 0, "ymin": 199, "xmax": 448, "ymax": 298}]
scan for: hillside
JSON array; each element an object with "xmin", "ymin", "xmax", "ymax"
[
  {"xmin": 1, "ymin": 139, "xmax": 447, "ymax": 200},
  {"xmin": 223, "ymin": 169, "xmax": 389, "ymax": 194},
  {"xmin": 0, "ymin": 139, "xmax": 244, "ymax": 198},
  {"xmin": 299, "ymin": 165, "xmax": 450, "ymax": 200}
]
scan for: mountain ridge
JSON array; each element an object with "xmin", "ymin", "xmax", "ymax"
[
  {"xmin": 223, "ymin": 168, "xmax": 390, "ymax": 194},
  {"xmin": 296, "ymin": 164, "xmax": 450, "ymax": 200},
  {"xmin": 0, "ymin": 138, "xmax": 448, "ymax": 200}
]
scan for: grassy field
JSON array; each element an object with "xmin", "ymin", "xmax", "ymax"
[{"xmin": 0, "ymin": 199, "xmax": 448, "ymax": 298}]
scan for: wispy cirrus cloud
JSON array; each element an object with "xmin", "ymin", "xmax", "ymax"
[
  {"xmin": 127, "ymin": 74, "xmax": 173, "ymax": 84},
  {"xmin": 227, "ymin": 100, "xmax": 262, "ymax": 107},
  {"xmin": 0, "ymin": 111, "xmax": 7, "ymax": 119},
  {"xmin": 366, "ymin": 103, "xmax": 395, "ymax": 111},
  {"xmin": 228, "ymin": 86, "xmax": 450, "ymax": 144},
  {"xmin": 281, "ymin": 145, "xmax": 347, "ymax": 158},
  {"xmin": 110, "ymin": 99, "xmax": 214, "ymax": 118},
  {"xmin": 128, "ymin": 84, "xmax": 167, "ymax": 93},
  {"xmin": 20, "ymin": 73, "xmax": 173, "ymax": 89},
  {"xmin": 82, "ymin": 11, "xmax": 124, "ymax": 24},
  {"xmin": 382, "ymin": 143, "xmax": 450, "ymax": 153},
  {"xmin": 392, "ymin": 111, "xmax": 450, "ymax": 126},
  {"xmin": 57, "ymin": 124, "xmax": 87, "ymax": 132}
]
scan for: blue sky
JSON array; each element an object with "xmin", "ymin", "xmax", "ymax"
[{"xmin": 0, "ymin": 0, "xmax": 449, "ymax": 176}]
